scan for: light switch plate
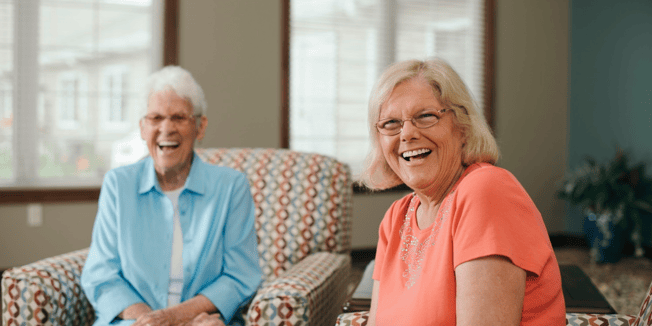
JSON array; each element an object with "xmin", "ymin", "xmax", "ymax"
[{"xmin": 27, "ymin": 203, "xmax": 43, "ymax": 227}]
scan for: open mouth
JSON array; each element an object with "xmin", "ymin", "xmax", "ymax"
[
  {"xmin": 158, "ymin": 140, "xmax": 180, "ymax": 150},
  {"xmin": 401, "ymin": 148, "xmax": 432, "ymax": 161}
]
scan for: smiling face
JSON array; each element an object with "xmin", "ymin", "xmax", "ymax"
[
  {"xmin": 140, "ymin": 89, "xmax": 207, "ymax": 181},
  {"xmin": 378, "ymin": 77, "xmax": 465, "ymax": 193}
]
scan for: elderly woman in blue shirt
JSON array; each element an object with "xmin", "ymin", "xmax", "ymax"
[{"xmin": 81, "ymin": 66, "xmax": 262, "ymax": 326}]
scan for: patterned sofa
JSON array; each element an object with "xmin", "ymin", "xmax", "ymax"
[
  {"xmin": 2, "ymin": 148, "xmax": 353, "ymax": 326},
  {"xmin": 335, "ymin": 279, "xmax": 652, "ymax": 326}
]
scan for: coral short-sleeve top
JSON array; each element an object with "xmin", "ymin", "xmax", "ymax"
[{"xmin": 373, "ymin": 163, "xmax": 565, "ymax": 325}]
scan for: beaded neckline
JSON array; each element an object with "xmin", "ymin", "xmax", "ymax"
[
  {"xmin": 395, "ymin": 163, "xmax": 483, "ymax": 288},
  {"xmin": 398, "ymin": 191, "xmax": 455, "ymax": 289}
]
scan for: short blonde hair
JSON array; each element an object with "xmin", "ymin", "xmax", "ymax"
[{"xmin": 359, "ymin": 58, "xmax": 500, "ymax": 190}]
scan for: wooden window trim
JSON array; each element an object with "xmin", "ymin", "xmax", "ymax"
[
  {"xmin": 281, "ymin": 0, "xmax": 496, "ymax": 194},
  {"xmin": 484, "ymin": 0, "xmax": 496, "ymax": 133},
  {"xmin": 0, "ymin": 188, "xmax": 102, "ymax": 204},
  {"xmin": 0, "ymin": 0, "xmax": 178, "ymax": 204},
  {"xmin": 163, "ymin": 0, "xmax": 179, "ymax": 68},
  {"xmin": 280, "ymin": 0, "xmax": 290, "ymax": 150}
]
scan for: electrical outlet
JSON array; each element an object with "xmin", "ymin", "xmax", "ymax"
[{"xmin": 27, "ymin": 203, "xmax": 43, "ymax": 227}]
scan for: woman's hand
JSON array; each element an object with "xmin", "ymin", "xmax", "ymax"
[
  {"xmin": 183, "ymin": 312, "xmax": 226, "ymax": 326},
  {"xmin": 119, "ymin": 303, "xmax": 152, "ymax": 321},
  {"xmin": 130, "ymin": 308, "xmax": 219, "ymax": 326},
  {"xmin": 132, "ymin": 309, "xmax": 185, "ymax": 326},
  {"xmin": 130, "ymin": 295, "xmax": 218, "ymax": 326},
  {"xmin": 367, "ymin": 280, "xmax": 380, "ymax": 326}
]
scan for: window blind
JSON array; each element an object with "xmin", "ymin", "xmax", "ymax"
[{"xmin": 289, "ymin": 0, "xmax": 486, "ymax": 177}]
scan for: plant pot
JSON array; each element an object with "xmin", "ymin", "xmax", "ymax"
[
  {"xmin": 641, "ymin": 211, "xmax": 652, "ymax": 248},
  {"xmin": 584, "ymin": 212, "xmax": 626, "ymax": 263}
]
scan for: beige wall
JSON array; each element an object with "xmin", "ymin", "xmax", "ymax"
[
  {"xmin": 0, "ymin": 203, "xmax": 97, "ymax": 267},
  {"xmin": 0, "ymin": 0, "xmax": 569, "ymax": 268},
  {"xmin": 178, "ymin": 1, "xmax": 282, "ymax": 150},
  {"xmin": 494, "ymin": 0, "xmax": 569, "ymax": 234}
]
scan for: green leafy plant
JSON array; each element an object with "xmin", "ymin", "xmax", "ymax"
[{"xmin": 558, "ymin": 150, "xmax": 652, "ymax": 256}]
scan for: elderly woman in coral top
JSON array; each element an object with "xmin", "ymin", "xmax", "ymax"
[{"xmin": 361, "ymin": 59, "xmax": 566, "ymax": 326}]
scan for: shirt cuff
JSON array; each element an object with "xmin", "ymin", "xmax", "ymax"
[
  {"xmin": 96, "ymin": 285, "xmax": 145, "ymax": 323},
  {"xmin": 200, "ymin": 278, "xmax": 250, "ymax": 323}
]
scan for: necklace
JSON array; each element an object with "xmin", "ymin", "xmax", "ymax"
[{"xmin": 398, "ymin": 191, "xmax": 454, "ymax": 289}]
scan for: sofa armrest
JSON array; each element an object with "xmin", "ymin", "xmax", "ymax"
[
  {"xmin": 565, "ymin": 313, "xmax": 637, "ymax": 325},
  {"xmin": 336, "ymin": 311, "xmax": 369, "ymax": 326},
  {"xmin": 2, "ymin": 248, "xmax": 95, "ymax": 326},
  {"xmin": 247, "ymin": 252, "xmax": 351, "ymax": 326}
]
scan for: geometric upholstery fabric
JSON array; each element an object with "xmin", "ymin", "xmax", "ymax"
[
  {"xmin": 566, "ymin": 313, "xmax": 637, "ymax": 326},
  {"xmin": 632, "ymin": 279, "xmax": 652, "ymax": 326},
  {"xmin": 196, "ymin": 148, "xmax": 353, "ymax": 279},
  {"xmin": 1, "ymin": 248, "xmax": 94, "ymax": 326},
  {"xmin": 336, "ymin": 311, "xmax": 369, "ymax": 326},
  {"xmin": 336, "ymin": 278, "xmax": 652, "ymax": 326},
  {"xmin": 336, "ymin": 312, "xmax": 640, "ymax": 326},
  {"xmin": 247, "ymin": 252, "xmax": 350, "ymax": 326},
  {"xmin": 2, "ymin": 148, "xmax": 353, "ymax": 326}
]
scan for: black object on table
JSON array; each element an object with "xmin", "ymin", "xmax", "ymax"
[{"xmin": 561, "ymin": 264, "xmax": 616, "ymax": 314}]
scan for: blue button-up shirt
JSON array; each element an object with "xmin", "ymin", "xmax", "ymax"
[{"xmin": 81, "ymin": 153, "xmax": 262, "ymax": 325}]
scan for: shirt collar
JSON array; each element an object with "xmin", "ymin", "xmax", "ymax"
[
  {"xmin": 138, "ymin": 152, "xmax": 206, "ymax": 196},
  {"xmin": 184, "ymin": 153, "xmax": 206, "ymax": 195}
]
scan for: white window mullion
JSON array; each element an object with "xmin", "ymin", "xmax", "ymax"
[
  {"xmin": 13, "ymin": 0, "xmax": 39, "ymax": 186},
  {"xmin": 377, "ymin": 0, "xmax": 397, "ymax": 75},
  {"xmin": 470, "ymin": 0, "xmax": 484, "ymax": 112},
  {"xmin": 151, "ymin": 0, "xmax": 164, "ymax": 71}
]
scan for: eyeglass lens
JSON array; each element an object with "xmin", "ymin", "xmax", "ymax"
[{"xmin": 376, "ymin": 109, "xmax": 446, "ymax": 135}]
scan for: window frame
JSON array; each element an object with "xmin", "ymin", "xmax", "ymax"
[
  {"xmin": 281, "ymin": 0, "xmax": 496, "ymax": 193},
  {"xmin": 0, "ymin": 0, "xmax": 179, "ymax": 204}
]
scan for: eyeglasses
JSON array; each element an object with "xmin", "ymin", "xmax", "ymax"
[
  {"xmin": 142, "ymin": 113, "xmax": 200, "ymax": 127},
  {"xmin": 376, "ymin": 108, "xmax": 449, "ymax": 136}
]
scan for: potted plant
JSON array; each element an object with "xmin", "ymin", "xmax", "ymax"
[{"xmin": 558, "ymin": 150, "xmax": 652, "ymax": 263}]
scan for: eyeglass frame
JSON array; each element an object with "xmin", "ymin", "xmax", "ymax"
[
  {"xmin": 141, "ymin": 113, "xmax": 202, "ymax": 127},
  {"xmin": 375, "ymin": 108, "xmax": 450, "ymax": 136}
]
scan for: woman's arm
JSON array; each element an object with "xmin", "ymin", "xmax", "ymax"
[
  {"xmin": 455, "ymin": 255, "xmax": 526, "ymax": 326},
  {"xmin": 81, "ymin": 171, "xmax": 148, "ymax": 322},
  {"xmin": 368, "ymin": 280, "xmax": 380, "ymax": 326},
  {"xmin": 197, "ymin": 173, "xmax": 263, "ymax": 322}
]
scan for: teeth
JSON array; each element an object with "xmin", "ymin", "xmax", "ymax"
[
  {"xmin": 158, "ymin": 141, "xmax": 180, "ymax": 147},
  {"xmin": 402, "ymin": 148, "xmax": 431, "ymax": 158}
]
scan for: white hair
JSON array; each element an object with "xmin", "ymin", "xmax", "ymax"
[{"xmin": 144, "ymin": 66, "xmax": 207, "ymax": 116}]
